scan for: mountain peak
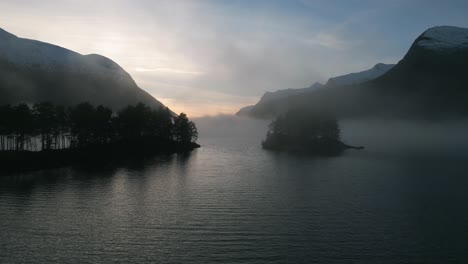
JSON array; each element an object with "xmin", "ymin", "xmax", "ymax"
[
  {"xmin": 373, "ymin": 63, "xmax": 390, "ymax": 69},
  {"xmin": 0, "ymin": 28, "xmax": 165, "ymax": 110},
  {"xmin": 416, "ymin": 26, "xmax": 468, "ymax": 51},
  {"xmin": 308, "ymin": 82, "xmax": 324, "ymax": 89}
]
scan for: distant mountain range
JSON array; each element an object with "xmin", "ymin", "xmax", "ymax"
[
  {"xmin": 237, "ymin": 63, "xmax": 394, "ymax": 117},
  {"xmin": 237, "ymin": 25, "xmax": 468, "ymax": 119},
  {"xmin": 237, "ymin": 82, "xmax": 324, "ymax": 116},
  {"xmin": 325, "ymin": 63, "xmax": 394, "ymax": 87},
  {"xmin": 0, "ymin": 28, "xmax": 165, "ymax": 110}
]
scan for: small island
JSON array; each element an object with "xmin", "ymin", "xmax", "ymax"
[
  {"xmin": 0, "ymin": 102, "xmax": 200, "ymax": 172},
  {"xmin": 262, "ymin": 109, "xmax": 363, "ymax": 155}
]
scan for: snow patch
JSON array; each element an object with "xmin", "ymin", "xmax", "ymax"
[
  {"xmin": 0, "ymin": 29, "xmax": 126, "ymax": 78},
  {"xmin": 417, "ymin": 26, "xmax": 468, "ymax": 51}
]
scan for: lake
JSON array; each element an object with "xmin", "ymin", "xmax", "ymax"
[{"xmin": 1, "ymin": 118, "xmax": 468, "ymax": 263}]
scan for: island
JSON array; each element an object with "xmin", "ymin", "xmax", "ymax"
[
  {"xmin": 262, "ymin": 109, "xmax": 363, "ymax": 155},
  {"xmin": 0, "ymin": 102, "xmax": 200, "ymax": 172}
]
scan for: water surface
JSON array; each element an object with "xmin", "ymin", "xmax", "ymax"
[{"xmin": 1, "ymin": 119, "xmax": 468, "ymax": 263}]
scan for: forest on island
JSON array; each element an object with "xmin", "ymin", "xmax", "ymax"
[
  {"xmin": 0, "ymin": 102, "xmax": 198, "ymax": 152},
  {"xmin": 262, "ymin": 108, "xmax": 362, "ymax": 155}
]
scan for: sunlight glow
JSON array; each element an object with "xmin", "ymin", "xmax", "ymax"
[{"xmin": 135, "ymin": 67, "xmax": 204, "ymax": 75}]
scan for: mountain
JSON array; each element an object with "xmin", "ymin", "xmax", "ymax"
[
  {"xmin": 236, "ymin": 82, "xmax": 323, "ymax": 116},
  {"xmin": 0, "ymin": 28, "xmax": 165, "ymax": 110},
  {"xmin": 236, "ymin": 105, "xmax": 255, "ymax": 116},
  {"xmin": 236, "ymin": 82, "xmax": 324, "ymax": 117},
  {"xmin": 238, "ymin": 62, "xmax": 393, "ymax": 118},
  {"xmin": 365, "ymin": 25, "xmax": 468, "ymax": 116},
  {"xmin": 326, "ymin": 63, "xmax": 394, "ymax": 86},
  {"xmin": 239, "ymin": 25, "xmax": 468, "ymax": 119},
  {"xmin": 259, "ymin": 82, "xmax": 324, "ymax": 103}
]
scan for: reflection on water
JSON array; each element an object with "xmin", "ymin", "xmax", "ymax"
[{"xmin": 1, "ymin": 119, "xmax": 468, "ymax": 263}]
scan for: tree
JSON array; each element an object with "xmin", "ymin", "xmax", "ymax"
[
  {"xmin": 33, "ymin": 102, "xmax": 57, "ymax": 151},
  {"xmin": 0, "ymin": 102, "xmax": 198, "ymax": 152},
  {"xmin": 268, "ymin": 108, "xmax": 340, "ymax": 141},
  {"xmin": 173, "ymin": 113, "xmax": 198, "ymax": 143},
  {"xmin": 263, "ymin": 108, "xmax": 341, "ymax": 151},
  {"xmin": 55, "ymin": 105, "xmax": 70, "ymax": 149},
  {"xmin": 149, "ymin": 107, "xmax": 173, "ymax": 139},
  {"xmin": 69, "ymin": 102, "xmax": 96, "ymax": 148},
  {"xmin": 12, "ymin": 104, "xmax": 34, "ymax": 151},
  {"xmin": 0, "ymin": 105, "xmax": 13, "ymax": 151},
  {"xmin": 117, "ymin": 103, "xmax": 152, "ymax": 139},
  {"xmin": 93, "ymin": 105, "xmax": 113, "ymax": 144}
]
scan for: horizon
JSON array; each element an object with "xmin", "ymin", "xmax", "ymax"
[{"xmin": 1, "ymin": 0, "xmax": 468, "ymax": 117}]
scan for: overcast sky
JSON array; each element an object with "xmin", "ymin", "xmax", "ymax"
[{"xmin": 1, "ymin": 0, "xmax": 468, "ymax": 116}]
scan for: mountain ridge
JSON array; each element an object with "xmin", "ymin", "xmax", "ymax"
[
  {"xmin": 238, "ymin": 25, "xmax": 468, "ymax": 119},
  {"xmin": 326, "ymin": 63, "xmax": 395, "ymax": 87},
  {"xmin": 0, "ymin": 28, "xmax": 165, "ymax": 111},
  {"xmin": 237, "ymin": 62, "xmax": 394, "ymax": 117}
]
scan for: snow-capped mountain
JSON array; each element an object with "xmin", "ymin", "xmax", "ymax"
[
  {"xmin": 415, "ymin": 26, "xmax": 468, "ymax": 51},
  {"xmin": 0, "ymin": 28, "xmax": 165, "ymax": 110},
  {"xmin": 237, "ymin": 25, "xmax": 468, "ymax": 119},
  {"xmin": 326, "ymin": 63, "xmax": 395, "ymax": 87},
  {"xmin": 236, "ymin": 63, "xmax": 393, "ymax": 118}
]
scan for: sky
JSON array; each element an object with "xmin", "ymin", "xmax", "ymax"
[{"xmin": 1, "ymin": 0, "xmax": 468, "ymax": 117}]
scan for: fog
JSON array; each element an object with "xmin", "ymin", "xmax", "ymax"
[
  {"xmin": 195, "ymin": 115, "xmax": 468, "ymax": 159},
  {"xmin": 341, "ymin": 119, "xmax": 468, "ymax": 158},
  {"xmin": 194, "ymin": 115, "xmax": 270, "ymax": 140}
]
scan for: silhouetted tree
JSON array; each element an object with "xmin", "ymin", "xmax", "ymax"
[
  {"xmin": 93, "ymin": 105, "xmax": 113, "ymax": 144},
  {"xmin": 69, "ymin": 102, "xmax": 96, "ymax": 148},
  {"xmin": 55, "ymin": 105, "xmax": 70, "ymax": 149},
  {"xmin": 174, "ymin": 113, "xmax": 198, "ymax": 143},
  {"xmin": 0, "ymin": 105, "xmax": 13, "ymax": 151},
  {"xmin": 267, "ymin": 108, "xmax": 340, "ymax": 141},
  {"xmin": 149, "ymin": 107, "xmax": 173, "ymax": 139},
  {"xmin": 263, "ymin": 108, "xmax": 341, "ymax": 151},
  {"xmin": 33, "ymin": 102, "xmax": 56, "ymax": 151},
  {"xmin": 0, "ymin": 102, "xmax": 198, "ymax": 152},
  {"xmin": 117, "ymin": 103, "xmax": 152, "ymax": 139},
  {"xmin": 12, "ymin": 104, "xmax": 34, "ymax": 151}
]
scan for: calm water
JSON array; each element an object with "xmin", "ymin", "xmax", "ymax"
[{"xmin": 1, "ymin": 119, "xmax": 468, "ymax": 263}]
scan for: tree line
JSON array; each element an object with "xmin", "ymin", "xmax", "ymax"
[
  {"xmin": 268, "ymin": 109, "xmax": 340, "ymax": 139},
  {"xmin": 0, "ymin": 102, "xmax": 198, "ymax": 152},
  {"xmin": 262, "ymin": 108, "xmax": 341, "ymax": 150}
]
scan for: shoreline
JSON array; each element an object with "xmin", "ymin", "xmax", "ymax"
[
  {"xmin": 0, "ymin": 138, "xmax": 200, "ymax": 173},
  {"xmin": 262, "ymin": 138, "xmax": 364, "ymax": 156}
]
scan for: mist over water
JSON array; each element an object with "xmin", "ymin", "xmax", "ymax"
[
  {"xmin": 341, "ymin": 118, "xmax": 468, "ymax": 158},
  {"xmin": 1, "ymin": 116, "xmax": 468, "ymax": 263},
  {"xmin": 194, "ymin": 115, "xmax": 270, "ymax": 139}
]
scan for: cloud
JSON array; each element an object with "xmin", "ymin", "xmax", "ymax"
[
  {"xmin": 304, "ymin": 32, "xmax": 348, "ymax": 49},
  {"xmin": 135, "ymin": 67, "xmax": 204, "ymax": 75},
  {"xmin": 1, "ymin": 1, "xmax": 467, "ymax": 116}
]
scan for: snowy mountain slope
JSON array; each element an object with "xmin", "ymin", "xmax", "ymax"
[
  {"xmin": 237, "ymin": 26, "xmax": 468, "ymax": 119},
  {"xmin": 326, "ymin": 63, "xmax": 395, "ymax": 87},
  {"xmin": 0, "ymin": 29, "xmax": 122, "ymax": 75},
  {"xmin": 0, "ymin": 28, "xmax": 165, "ymax": 110},
  {"xmin": 416, "ymin": 26, "xmax": 468, "ymax": 51}
]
